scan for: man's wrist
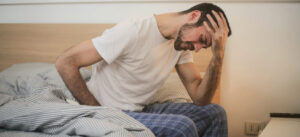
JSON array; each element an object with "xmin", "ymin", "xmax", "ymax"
[
  {"xmin": 212, "ymin": 54, "xmax": 224, "ymax": 65},
  {"xmin": 87, "ymin": 99, "xmax": 100, "ymax": 106}
]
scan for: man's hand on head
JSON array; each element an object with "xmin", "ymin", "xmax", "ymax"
[{"xmin": 203, "ymin": 10, "xmax": 229, "ymax": 60}]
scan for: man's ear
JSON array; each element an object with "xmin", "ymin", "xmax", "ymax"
[{"xmin": 188, "ymin": 10, "xmax": 201, "ymax": 24}]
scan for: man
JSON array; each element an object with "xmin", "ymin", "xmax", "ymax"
[{"xmin": 56, "ymin": 3, "xmax": 231, "ymax": 137}]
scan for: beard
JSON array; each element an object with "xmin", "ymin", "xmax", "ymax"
[{"xmin": 174, "ymin": 23, "xmax": 197, "ymax": 51}]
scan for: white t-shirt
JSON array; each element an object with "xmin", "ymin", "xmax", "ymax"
[{"xmin": 87, "ymin": 15, "xmax": 193, "ymax": 111}]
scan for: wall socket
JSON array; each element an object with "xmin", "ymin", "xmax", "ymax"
[{"xmin": 245, "ymin": 121, "xmax": 266, "ymax": 136}]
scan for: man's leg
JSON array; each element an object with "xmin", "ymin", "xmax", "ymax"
[
  {"xmin": 142, "ymin": 103, "xmax": 228, "ymax": 137},
  {"xmin": 124, "ymin": 111, "xmax": 198, "ymax": 137}
]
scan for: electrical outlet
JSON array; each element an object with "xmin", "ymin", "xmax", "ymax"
[{"xmin": 245, "ymin": 121, "xmax": 266, "ymax": 136}]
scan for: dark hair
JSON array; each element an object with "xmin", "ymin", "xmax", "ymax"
[{"xmin": 180, "ymin": 3, "xmax": 232, "ymax": 36}]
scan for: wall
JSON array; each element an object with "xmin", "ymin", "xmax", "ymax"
[
  {"xmin": 1, "ymin": 1, "xmax": 300, "ymax": 137},
  {"xmin": 221, "ymin": 3, "xmax": 300, "ymax": 137}
]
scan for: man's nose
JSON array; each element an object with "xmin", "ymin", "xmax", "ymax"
[{"xmin": 193, "ymin": 43, "xmax": 204, "ymax": 52}]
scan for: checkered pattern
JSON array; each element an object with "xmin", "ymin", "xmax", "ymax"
[
  {"xmin": 125, "ymin": 103, "xmax": 228, "ymax": 137},
  {"xmin": 0, "ymin": 63, "xmax": 155, "ymax": 137}
]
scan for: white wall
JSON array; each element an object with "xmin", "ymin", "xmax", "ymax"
[
  {"xmin": 1, "ymin": 1, "xmax": 300, "ymax": 137},
  {"xmin": 0, "ymin": 2, "xmax": 201, "ymax": 23},
  {"xmin": 221, "ymin": 3, "xmax": 300, "ymax": 137}
]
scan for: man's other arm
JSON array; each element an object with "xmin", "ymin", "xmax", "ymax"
[
  {"xmin": 176, "ymin": 58, "xmax": 222, "ymax": 106},
  {"xmin": 176, "ymin": 11, "xmax": 229, "ymax": 106},
  {"xmin": 55, "ymin": 40, "xmax": 102, "ymax": 106}
]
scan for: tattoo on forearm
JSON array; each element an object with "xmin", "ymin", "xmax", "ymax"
[{"xmin": 197, "ymin": 57, "xmax": 222, "ymax": 104}]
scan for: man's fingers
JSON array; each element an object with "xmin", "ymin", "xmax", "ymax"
[
  {"xmin": 203, "ymin": 21, "xmax": 214, "ymax": 36},
  {"xmin": 212, "ymin": 10, "xmax": 225, "ymax": 30},
  {"xmin": 220, "ymin": 12, "xmax": 229, "ymax": 33},
  {"xmin": 206, "ymin": 13, "xmax": 218, "ymax": 32}
]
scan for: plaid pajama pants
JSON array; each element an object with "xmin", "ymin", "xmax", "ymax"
[{"xmin": 124, "ymin": 103, "xmax": 228, "ymax": 137}]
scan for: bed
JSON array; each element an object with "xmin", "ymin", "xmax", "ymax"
[{"xmin": 0, "ymin": 24, "xmax": 220, "ymax": 136}]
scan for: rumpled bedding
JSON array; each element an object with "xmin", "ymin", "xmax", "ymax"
[{"xmin": 0, "ymin": 63, "xmax": 154, "ymax": 137}]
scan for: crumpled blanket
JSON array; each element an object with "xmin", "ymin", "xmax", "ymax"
[{"xmin": 0, "ymin": 63, "xmax": 154, "ymax": 137}]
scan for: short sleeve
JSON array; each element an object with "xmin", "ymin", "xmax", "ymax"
[
  {"xmin": 92, "ymin": 20, "xmax": 137, "ymax": 64},
  {"xmin": 177, "ymin": 51, "xmax": 194, "ymax": 64}
]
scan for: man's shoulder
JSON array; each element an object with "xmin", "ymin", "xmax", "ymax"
[
  {"xmin": 122, "ymin": 15, "xmax": 155, "ymax": 31},
  {"xmin": 126, "ymin": 15, "xmax": 154, "ymax": 24},
  {"xmin": 109, "ymin": 16, "xmax": 152, "ymax": 36}
]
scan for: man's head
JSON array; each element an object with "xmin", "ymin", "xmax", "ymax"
[{"xmin": 174, "ymin": 3, "xmax": 232, "ymax": 52}]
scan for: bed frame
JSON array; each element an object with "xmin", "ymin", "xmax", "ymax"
[{"xmin": 0, "ymin": 24, "xmax": 220, "ymax": 104}]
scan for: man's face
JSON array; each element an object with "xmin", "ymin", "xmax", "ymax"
[{"xmin": 174, "ymin": 23, "xmax": 212, "ymax": 52}]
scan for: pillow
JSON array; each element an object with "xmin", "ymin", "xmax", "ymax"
[
  {"xmin": 0, "ymin": 62, "xmax": 91, "ymax": 98},
  {"xmin": 0, "ymin": 63, "xmax": 91, "ymax": 81},
  {"xmin": 150, "ymin": 72, "xmax": 205, "ymax": 104}
]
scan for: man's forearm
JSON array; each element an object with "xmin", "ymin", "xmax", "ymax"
[
  {"xmin": 56, "ymin": 64, "xmax": 100, "ymax": 106},
  {"xmin": 195, "ymin": 56, "xmax": 223, "ymax": 105}
]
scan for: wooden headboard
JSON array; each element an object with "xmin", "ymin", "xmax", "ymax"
[{"xmin": 0, "ymin": 24, "xmax": 219, "ymax": 104}]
